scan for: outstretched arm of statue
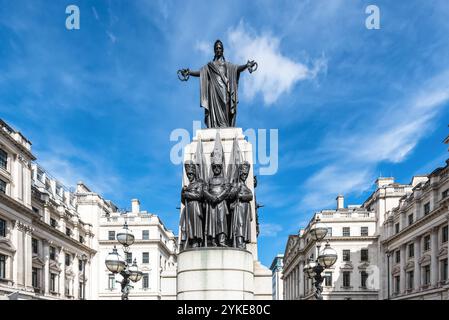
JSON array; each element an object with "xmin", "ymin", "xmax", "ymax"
[
  {"xmin": 177, "ymin": 68, "xmax": 200, "ymax": 81},
  {"xmin": 237, "ymin": 60, "xmax": 258, "ymax": 73}
]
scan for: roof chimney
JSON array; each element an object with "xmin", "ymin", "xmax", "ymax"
[
  {"xmin": 131, "ymin": 199, "xmax": 140, "ymax": 214},
  {"xmin": 336, "ymin": 195, "xmax": 344, "ymax": 210}
]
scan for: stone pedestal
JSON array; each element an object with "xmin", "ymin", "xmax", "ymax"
[{"xmin": 177, "ymin": 248, "xmax": 254, "ymax": 300}]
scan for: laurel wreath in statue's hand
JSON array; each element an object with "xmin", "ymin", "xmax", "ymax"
[
  {"xmin": 177, "ymin": 68, "xmax": 190, "ymax": 81},
  {"xmin": 247, "ymin": 60, "xmax": 258, "ymax": 73}
]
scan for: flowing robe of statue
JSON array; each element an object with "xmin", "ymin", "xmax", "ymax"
[
  {"xmin": 229, "ymin": 182, "xmax": 253, "ymax": 246},
  {"xmin": 204, "ymin": 177, "xmax": 231, "ymax": 243},
  {"xmin": 200, "ymin": 61, "xmax": 240, "ymax": 128},
  {"xmin": 180, "ymin": 180, "xmax": 204, "ymax": 245}
]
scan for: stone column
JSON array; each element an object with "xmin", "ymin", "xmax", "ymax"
[
  {"xmin": 299, "ymin": 260, "xmax": 304, "ymax": 298},
  {"xmin": 414, "ymin": 237, "xmax": 421, "ymax": 291},
  {"xmin": 400, "ymin": 244, "xmax": 406, "ymax": 293},
  {"xmin": 43, "ymin": 241, "xmax": 50, "ymax": 294},
  {"xmin": 430, "ymin": 227, "xmax": 439, "ymax": 286},
  {"xmin": 24, "ymin": 226, "xmax": 33, "ymax": 289},
  {"xmin": 58, "ymin": 247, "xmax": 65, "ymax": 297},
  {"xmin": 74, "ymin": 256, "xmax": 79, "ymax": 299}
]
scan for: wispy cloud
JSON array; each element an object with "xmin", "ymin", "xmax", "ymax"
[{"xmin": 259, "ymin": 223, "xmax": 283, "ymax": 237}]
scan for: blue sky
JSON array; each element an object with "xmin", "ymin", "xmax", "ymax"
[{"xmin": 1, "ymin": 0, "xmax": 449, "ymax": 267}]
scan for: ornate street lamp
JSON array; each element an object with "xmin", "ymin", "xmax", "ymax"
[
  {"xmin": 105, "ymin": 221, "xmax": 142, "ymax": 300},
  {"xmin": 303, "ymin": 217, "xmax": 337, "ymax": 300}
]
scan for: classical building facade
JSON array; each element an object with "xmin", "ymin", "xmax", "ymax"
[
  {"xmin": 270, "ymin": 254, "xmax": 284, "ymax": 300},
  {"xmin": 0, "ymin": 118, "xmax": 177, "ymax": 300},
  {"xmin": 283, "ymin": 196, "xmax": 379, "ymax": 300}
]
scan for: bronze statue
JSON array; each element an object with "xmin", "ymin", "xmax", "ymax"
[
  {"xmin": 177, "ymin": 40, "xmax": 257, "ymax": 128},
  {"xmin": 203, "ymin": 134, "xmax": 231, "ymax": 246},
  {"xmin": 229, "ymin": 162, "xmax": 253, "ymax": 249},
  {"xmin": 180, "ymin": 160, "xmax": 204, "ymax": 249}
]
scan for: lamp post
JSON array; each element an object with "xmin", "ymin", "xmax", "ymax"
[
  {"xmin": 303, "ymin": 218, "xmax": 338, "ymax": 300},
  {"xmin": 105, "ymin": 222, "xmax": 143, "ymax": 300}
]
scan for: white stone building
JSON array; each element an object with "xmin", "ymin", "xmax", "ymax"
[
  {"xmin": 283, "ymin": 196, "xmax": 379, "ymax": 300},
  {"xmin": 380, "ymin": 160, "xmax": 449, "ymax": 300},
  {"xmin": 0, "ymin": 118, "xmax": 177, "ymax": 300},
  {"xmin": 270, "ymin": 254, "xmax": 284, "ymax": 300}
]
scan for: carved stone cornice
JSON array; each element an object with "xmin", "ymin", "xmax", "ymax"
[{"xmin": 15, "ymin": 220, "xmax": 34, "ymax": 234}]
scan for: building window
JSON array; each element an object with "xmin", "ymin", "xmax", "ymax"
[
  {"xmin": 343, "ymin": 250, "xmax": 350, "ymax": 262},
  {"xmin": 361, "ymin": 249, "xmax": 369, "ymax": 262},
  {"xmin": 32, "ymin": 267, "xmax": 39, "ymax": 288},
  {"xmin": 424, "ymin": 235, "xmax": 431, "ymax": 251},
  {"xmin": 395, "ymin": 250, "xmax": 400, "ymax": 264},
  {"xmin": 65, "ymin": 253, "xmax": 71, "ymax": 266},
  {"xmin": 423, "ymin": 265, "xmax": 431, "ymax": 285},
  {"xmin": 342, "ymin": 271, "xmax": 351, "ymax": 288},
  {"xmin": 142, "ymin": 273, "xmax": 149, "ymax": 289},
  {"xmin": 423, "ymin": 202, "xmax": 430, "ymax": 215},
  {"xmin": 395, "ymin": 223, "xmax": 400, "ymax": 234},
  {"xmin": 65, "ymin": 228, "xmax": 72, "ymax": 237},
  {"xmin": 108, "ymin": 274, "xmax": 115, "ymax": 289},
  {"xmin": 0, "ymin": 179, "xmax": 6, "ymax": 194},
  {"xmin": 65, "ymin": 278, "xmax": 70, "ymax": 296},
  {"xmin": 78, "ymin": 259, "xmax": 83, "ymax": 272},
  {"xmin": 394, "ymin": 276, "xmax": 400, "ymax": 294},
  {"xmin": 142, "ymin": 252, "xmax": 149, "ymax": 264},
  {"xmin": 50, "ymin": 274, "xmax": 57, "ymax": 292},
  {"xmin": 442, "ymin": 226, "xmax": 448, "ymax": 243},
  {"xmin": 0, "ymin": 254, "xmax": 6, "ymax": 279},
  {"xmin": 79, "ymin": 282, "xmax": 83, "ymax": 299},
  {"xmin": 50, "ymin": 218, "xmax": 57, "ymax": 228},
  {"xmin": 360, "ymin": 227, "xmax": 368, "ymax": 237},
  {"xmin": 108, "ymin": 231, "xmax": 115, "ymax": 241},
  {"xmin": 126, "ymin": 252, "xmax": 132, "ymax": 264},
  {"xmin": 324, "ymin": 272, "xmax": 332, "ymax": 287},
  {"xmin": 79, "ymin": 235, "xmax": 84, "ymax": 244},
  {"xmin": 407, "ymin": 271, "xmax": 414, "ymax": 290},
  {"xmin": 0, "ymin": 149, "xmax": 7, "ymax": 170},
  {"xmin": 408, "ymin": 243, "xmax": 414, "ymax": 258},
  {"xmin": 0, "ymin": 218, "xmax": 6, "ymax": 237},
  {"xmin": 50, "ymin": 247, "xmax": 56, "ymax": 261},
  {"xmin": 360, "ymin": 271, "xmax": 368, "ymax": 288},
  {"xmin": 441, "ymin": 259, "xmax": 448, "ymax": 282},
  {"xmin": 408, "ymin": 214, "xmax": 414, "ymax": 226},
  {"xmin": 342, "ymin": 227, "xmax": 350, "ymax": 237},
  {"xmin": 442, "ymin": 189, "xmax": 449, "ymax": 199},
  {"xmin": 327, "ymin": 227, "xmax": 332, "ymax": 237},
  {"xmin": 142, "ymin": 230, "xmax": 149, "ymax": 240},
  {"xmin": 32, "ymin": 238, "xmax": 38, "ymax": 254}
]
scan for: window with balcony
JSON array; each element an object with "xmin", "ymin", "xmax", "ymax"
[
  {"xmin": 394, "ymin": 276, "xmax": 400, "ymax": 294},
  {"xmin": 424, "ymin": 235, "xmax": 431, "ymax": 251},
  {"xmin": 423, "ymin": 202, "xmax": 430, "ymax": 215},
  {"xmin": 108, "ymin": 231, "xmax": 115, "ymax": 241},
  {"xmin": 32, "ymin": 238, "xmax": 38, "ymax": 254},
  {"xmin": 142, "ymin": 273, "xmax": 149, "ymax": 289},
  {"xmin": 408, "ymin": 214, "xmax": 414, "ymax": 226},
  {"xmin": 142, "ymin": 252, "xmax": 149, "ymax": 264},
  {"xmin": 0, "ymin": 218, "xmax": 6, "ymax": 237},
  {"xmin": 342, "ymin": 271, "xmax": 351, "ymax": 288},
  {"xmin": 142, "ymin": 230, "xmax": 149, "ymax": 240},
  {"xmin": 0, "ymin": 149, "xmax": 7, "ymax": 170},
  {"xmin": 342, "ymin": 227, "xmax": 350, "ymax": 237},
  {"xmin": 0, "ymin": 179, "xmax": 6, "ymax": 194},
  {"xmin": 65, "ymin": 253, "xmax": 71, "ymax": 266},
  {"xmin": 343, "ymin": 250, "xmax": 350, "ymax": 262},
  {"xmin": 423, "ymin": 265, "xmax": 431, "ymax": 285},
  {"xmin": 32, "ymin": 267, "xmax": 39, "ymax": 288},
  {"xmin": 442, "ymin": 226, "xmax": 448, "ymax": 244},
  {"xmin": 50, "ymin": 273, "xmax": 57, "ymax": 292},
  {"xmin": 361, "ymin": 249, "xmax": 369, "ymax": 262},
  {"xmin": 360, "ymin": 271, "xmax": 368, "ymax": 288},
  {"xmin": 395, "ymin": 250, "xmax": 400, "ymax": 264},
  {"xmin": 324, "ymin": 272, "xmax": 332, "ymax": 287},
  {"xmin": 360, "ymin": 227, "xmax": 368, "ymax": 237},
  {"xmin": 395, "ymin": 223, "xmax": 400, "ymax": 234},
  {"xmin": 407, "ymin": 271, "xmax": 414, "ymax": 290},
  {"xmin": 0, "ymin": 254, "xmax": 6, "ymax": 279},
  {"xmin": 50, "ymin": 247, "xmax": 56, "ymax": 261},
  {"xmin": 408, "ymin": 243, "xmax": 414, "ymax": 258}
]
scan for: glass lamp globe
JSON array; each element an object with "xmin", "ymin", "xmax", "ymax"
[
  {"xmin": 128, "ymin": 258, "xmax": 143, "ymax": 282},
  {"xmin": 309, "ymin": 218, "xmax": 328, "ymax": 242},
  {"xmin": 117, "ymin": 222, "xmax": 135, "ymax": 247},
  {"xmin": 317, "ymin": 243, "xmax": 338, "ymax": 268},
  {"xmin": 105, "ymin": 246, "xmax": 126, "ymax": 274},
  {"xmin": 303, "ymin": 259, "xmax": 317, "ymax": 279}
]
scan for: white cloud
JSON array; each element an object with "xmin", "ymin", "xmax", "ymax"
[
  {"xmin": 195, "ymin": 40, "xmax": 210, "ymax": 56},
  {"xmin": 227, "ymin": 22, "xmax": 327, "ymax": 105}
]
